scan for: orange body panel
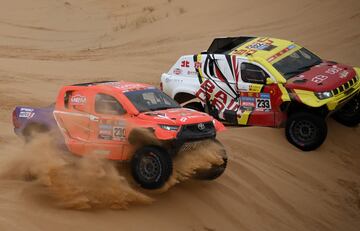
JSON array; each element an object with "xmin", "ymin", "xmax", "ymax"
[{"xmin": 53, "ymin": 81, "xmax": 224, "ymax": 161}]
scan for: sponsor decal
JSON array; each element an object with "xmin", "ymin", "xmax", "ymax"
[
  {"xmin": 267, "ymin": 44, "xmax": 296, "ymax": 63},
  {"xmin": 173, "ymin": 68, "xmax": 182, "ymax": 75},
  {"xmin": 145, "ymin": 112, "xmax": 170, "ymax": 120},
  {"xmin": 19, "ymin": 108, "xmax": 35, "ymax": 119},
  {"xmin": 233, "ymin": 49, "xmax": 257, "ymax": 56},
  {"xmin": 325, "ymin": 66, "xmax": 342, "ymax": 75},
  {"xmin": 340, "ymin": 70, "xmax": 349, "ymax": 78},
  {"xmin": 181, "ymin": 60, "xmax": 190, "ymax": 68},
  {"xmin": 99, "ymin": 123, "xmax": 113, "ymax": 140},
  {"xmin": 260, "ymin": 93, "xmax": 270, "ymax": 99},
  {"xmin": 70, "ymin": 94, "xmax": 87, "ymax": 105},
  {"xmin": 249, "ymin": 84, "xmax": 262, "ymax": 92},
  {"xmin": 165, "ymin": 78, "xmax": 183, "ymax": 83},
  {"xmin": 92, "ymin": 150, "xmax": 110, "ymax": 156},
  {"xmin": 180, "ymin": 112, "xmax": 191, "ymax": 116},
  {"xmin": 100, "ymin": 82, "xmax": 148, "ymax": 91},
  {"xmin": 240, "ymin": 96, "xmax": 256, "ymax": 111},
  {"xmin": 233, "ymin": 38, "xmax": 275, "ymax": 56},
  {"xmin": 194, "ymin": 62, "xmax": 202, "ymax": 69},
  {"xmin": 311, "ymin": 75, "xmax": 328, "ymax": 84},
  {"xmin": 246, "ymin": 42, "xmax": 276, "ymax": 51},
  {"xmin": 187, "ymin": 71, "xmax": 197, "ymax": 76},
  {"xmin": 237, "ymin": 84, "xmax": 250, "ymax": 92}
]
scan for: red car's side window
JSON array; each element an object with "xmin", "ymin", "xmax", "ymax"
[{"xmin": 95, "ymin": 93, "xmax": 126, "ymax": 115}]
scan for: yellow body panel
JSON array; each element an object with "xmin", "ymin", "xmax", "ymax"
[
  {"xmin": 293, "ymin": 78, "xmax": 360, "ymax": 110},
  {"xmin": 230, "ymin": 37, "xmax": 300, "ymax": 64},
  {"xmin": 248, "ymin": 84, "xmax": 263, "ymax": 93}
]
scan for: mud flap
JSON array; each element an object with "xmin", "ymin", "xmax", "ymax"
[{"xmin": 223, "ymin": 109, "xmax": 238, "ymax": 125}]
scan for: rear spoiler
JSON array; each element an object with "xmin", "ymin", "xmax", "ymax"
[{"xmin": 206, "ymin": 36, "xmax": 255, "ymax": 54}]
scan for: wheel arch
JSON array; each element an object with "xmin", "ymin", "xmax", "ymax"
[
  {"xmin": 174, "ymin": 91, "xmax": 198, "ymax": 104},
  {"xmin": 22, "ymin": 122, "xmax": 50, "ymax": 137},
  {"xmin": 282, "ymin": 101, "xmax": 329, "ymax": 118}
]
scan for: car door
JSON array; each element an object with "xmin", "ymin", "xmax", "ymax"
[
  {"xmin": 87, "ymin": 92, "xmax": 129, "ymax": 160},
  {"xmin": 237, "ymin": 61, "xmax": 280, "ymax": 126},
  {"xmin": 195, "ymin": 55, "xmax": 239, "ymax": 121},
  {"xmin": 53, "ymin": 89, "xmax": 92, "ymax": 155}
]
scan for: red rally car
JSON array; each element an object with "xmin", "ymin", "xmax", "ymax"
[{"xmin": 13, "ymin": 81, "xmax": 227, "ymax": 189}]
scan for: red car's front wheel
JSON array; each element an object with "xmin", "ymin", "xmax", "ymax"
[{"xmin": 131, "ymin": 146, "xmax": 173, "ymax": 190}]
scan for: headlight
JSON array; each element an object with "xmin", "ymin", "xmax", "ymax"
[
  {"xmin": 159, "ymin": 124, "xmax": 179, "ymax": 131},
  {"xmin": 315, "ymin": 91, "xmax": 333, "ymax": 100}
]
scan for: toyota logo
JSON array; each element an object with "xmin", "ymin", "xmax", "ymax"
[{"xmin": 197, "ymin": 123, "xmax": 205, "ymax": 131}]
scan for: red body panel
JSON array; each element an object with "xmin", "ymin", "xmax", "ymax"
[
  {"xmin": 285, "ymin": 62, "xmax": 356, "ymax": 92},
  {"xmin": 247, "ymin": 83, "xmax": 284, "ymax": 127}
]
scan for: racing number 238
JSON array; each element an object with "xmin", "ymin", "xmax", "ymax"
[{"xmin": 256, "ymin": 99, "xmax": 271, "ymax": 109}]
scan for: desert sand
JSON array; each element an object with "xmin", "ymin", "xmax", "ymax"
[{"xmin": 0, "ymin": 0, "xmax": 359, "ymax": 230}]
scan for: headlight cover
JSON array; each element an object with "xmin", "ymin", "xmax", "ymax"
[
  {"xmin": 159, "ymin": 124, "xmax": 179, "ymax": 131},
  {"xmin": 315, "ymin": 91, "xmax": 333, "ymax": 100}
]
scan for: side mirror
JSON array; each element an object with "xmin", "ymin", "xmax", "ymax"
[{"xmin": 266, "ymin": 77, "xmax": 275, "ymax": 85}]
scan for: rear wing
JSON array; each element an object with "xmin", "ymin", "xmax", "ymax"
[{"xmin": 206, "ymin": 36, "xmax": 255, "ymax": 54}]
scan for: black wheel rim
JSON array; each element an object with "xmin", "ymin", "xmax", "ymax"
[
  {"xmin": 292, "ymin": 120, "xmax": 318, "ymax": 144},
  {"xmin": 138, "ymin": 153, "xmax": 162, "ymax": 183},
  {"xmin": 339, "ymin": 97, "xmax": 360, "ymax": 117}
]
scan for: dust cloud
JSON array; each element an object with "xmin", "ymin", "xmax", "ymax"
[
  {"xmin": 0, "ymin": 133, "xmax": 225, "ymax": 209},
  {"xmin": 0, "ymin": 135, "xmax": 152, "ymax": 209}
]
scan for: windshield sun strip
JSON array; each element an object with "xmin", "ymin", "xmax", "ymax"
[{"xmin": 267, "ymin": 45, "xmax": 301, "ymax": 64}]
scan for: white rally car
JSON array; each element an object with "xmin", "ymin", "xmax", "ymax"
[{"xmin": 160, "ymin": 36, "xmax": 360, "ymax": 151}]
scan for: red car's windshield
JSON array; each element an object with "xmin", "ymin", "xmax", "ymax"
[{"xmin": 125, "ymin": 88, "xmax": 180, "ymax": 112}]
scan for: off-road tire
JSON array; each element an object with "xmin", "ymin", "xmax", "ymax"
[
  {"xmin": 333, "ymin": 95, "xmax": 360, "ymax": 127},
  {"xmin": 131, "ymin": 146, "xmax": 173, "ymax": 189},
  {"xmin": 286, "ymin": 112, "xmax": 327, "ymax": 151}
]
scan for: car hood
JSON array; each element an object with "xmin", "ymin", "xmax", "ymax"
[
  {"xmin": 285, "ymin": 62, "xmax": 357, "ymax": 92},
  {"xmin": 138, "ymin": 108, "xmax": 213, "ymax": 125}
]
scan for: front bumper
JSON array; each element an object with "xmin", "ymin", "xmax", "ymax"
[
  {"xmin": 167, "ymin": 122, "xmax": 216, "ymax": 156},
  {"xmin": 327, "ymin": 79, "xmax": 360, "ymax": 111}
]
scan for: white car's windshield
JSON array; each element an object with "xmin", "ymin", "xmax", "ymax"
[{"xmin": 273, "ymin": 48, "xmax": 322, "ymax": 80}]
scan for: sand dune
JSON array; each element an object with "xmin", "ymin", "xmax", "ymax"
[{"xmin": 0, "ymin": 0, "xmax": 359, "ymax": 230}]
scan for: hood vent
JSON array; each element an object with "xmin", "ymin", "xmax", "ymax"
[{"xmin": 293, "ymin": 78, "xmax": 307, "ymax": 83}]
